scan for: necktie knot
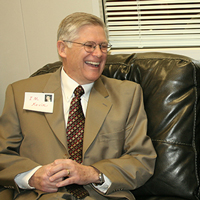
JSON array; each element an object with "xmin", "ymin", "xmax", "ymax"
[{"xmin": 74, "ymin": 85, "xmax": 84, "ymax": 98}]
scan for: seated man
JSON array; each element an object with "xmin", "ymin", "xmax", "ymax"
[{"xmin": 0, "ymin": 12, "xmax": 157, "ymax": 200}]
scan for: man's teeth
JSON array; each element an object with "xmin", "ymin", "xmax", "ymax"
[{"xmin": 85, "ymin": 61, "xmax": 100, "ymax": 66}]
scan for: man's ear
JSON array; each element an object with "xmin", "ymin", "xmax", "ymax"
[{"xmin": 57, "ymin": 40, "xmax": 67, "ymax": 58}]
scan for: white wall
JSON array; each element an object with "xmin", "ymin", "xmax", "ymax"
[{"xmin": 0, "ymin": 0, "xmax": 101, "ymax": 114}]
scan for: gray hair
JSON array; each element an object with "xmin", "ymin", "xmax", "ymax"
[{"xmin": 57, "ymin": 12, "xmax": 108, "ymax": 43}]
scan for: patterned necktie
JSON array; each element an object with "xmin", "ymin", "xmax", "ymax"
[
  {"xmin": 66, "ymin": 85, "xmax": 89, "ymax": 198},
  {"xmin": 66, "ymin": 85, "xmax": 85, "ymax": 163}
]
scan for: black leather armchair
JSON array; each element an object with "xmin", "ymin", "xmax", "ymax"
[
  {"xmin": 104, "ymin": 52, "xmax": 200, "ymax": 200},
  {"xmin": 2, "ymin": 52, "xmax": 199, "ymax": 200}
]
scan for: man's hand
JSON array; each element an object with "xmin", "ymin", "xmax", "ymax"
[
  {"xmin": 49, "ymin": 159, "xmax": 99, "ymax": 188},
  {"xmin": 28, "ymin": 163, "xmax": 62, "ymax": 192},
  {"xmin": 28, "ymin": 159, "xmax": 99, "ymax": 192}
]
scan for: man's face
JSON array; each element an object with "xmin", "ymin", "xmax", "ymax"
[{"xmin": 62, "ymin": 25, "xmax": 108, "ymax": 85}]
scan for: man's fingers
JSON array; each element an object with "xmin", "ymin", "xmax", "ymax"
[
  {"xmin": 48, "ymin": 159, "xmax": 75, "ymax": 178},
  {"xmin": 56, "ymin": 176, "xmax": 76, "ymax": 188},
  {"xmin": 49, "ymin": 168, "xmax": 71, "ymax": 182}
]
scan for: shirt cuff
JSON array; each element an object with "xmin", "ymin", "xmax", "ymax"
[
  {"xmin": 14, "ymin": 166, "xmax": 42, "ymax": 189},
  {"xmin": 92, "ymin": 174, "xmax": 111, "ymax": 193}
]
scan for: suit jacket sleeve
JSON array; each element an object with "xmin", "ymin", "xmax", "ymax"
[{"xmin": 0, "ymin": 84, "xmax": 40, "ymax": 189}]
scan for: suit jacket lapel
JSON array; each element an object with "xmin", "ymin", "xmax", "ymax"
[
  {"xmin": 42, "ymin": 68, "xmax": 67, "ymax": 149},
  {"xmin": 83, "ymin": 77, "xmax": 112, "ymax": 155}
]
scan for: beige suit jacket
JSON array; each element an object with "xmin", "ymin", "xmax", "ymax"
[{"xmin": 0, "ymin": 68, "xmax": 156, "ymax": 200}]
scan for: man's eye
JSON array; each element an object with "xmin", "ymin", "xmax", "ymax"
[
  {"xmin": 85, "ymin": 44, "xmax": 93, "ymax": 48},
  {"xmin": 101, "ymin": 45, "xmax": 107, "ymax": 48}
]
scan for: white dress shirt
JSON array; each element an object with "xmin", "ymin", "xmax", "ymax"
[{"xmin": 15, "ymin": 67, "xmax": 111, "ymax": 193}]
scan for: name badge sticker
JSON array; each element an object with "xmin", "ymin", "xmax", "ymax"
[{"xmin": 23, "ymin": 92, "xmax": 54, "ymax": 113}]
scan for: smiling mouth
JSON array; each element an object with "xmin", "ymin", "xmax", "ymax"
[{"xmin": 85, "ymin": 61, "xmax": 100, "ymax": 67}]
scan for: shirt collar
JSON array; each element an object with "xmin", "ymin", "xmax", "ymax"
[{"xmin": 61, "ymin": 67, "xmax": 94, "ymax": 101}]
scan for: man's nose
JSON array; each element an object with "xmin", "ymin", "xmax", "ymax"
[{"xmin": 92, "ymin": 45, "xmax": 103, "ymax": 57}]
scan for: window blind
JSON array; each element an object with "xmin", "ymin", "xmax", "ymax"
[{"xmin": 102, "ymin": 0, "xmax": 200, "ymax": 49}]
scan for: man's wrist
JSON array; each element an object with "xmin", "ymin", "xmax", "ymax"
[
  {"xmin": 90, "ymin": 166, "xmax": 105, "ymax": 186},
  {"xmin": 14, "ymin": 166, "xmax": 42, "ymax": 189}
]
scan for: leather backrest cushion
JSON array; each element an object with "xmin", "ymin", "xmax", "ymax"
[
  {"xmin": 30, "ymin": 61, "xmax": 62, "ymax": 77},
  {"xmin": 104, "ymin": 52, "xmax": 200, "ymax": 200}
]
